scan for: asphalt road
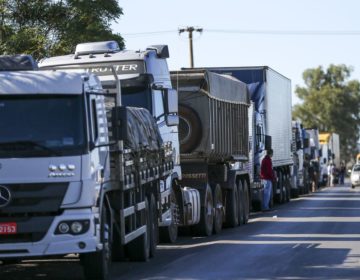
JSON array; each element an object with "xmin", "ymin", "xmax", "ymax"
[{"xmin": 2, "ymin": 183, "xmax": 360, "ymax": 280}]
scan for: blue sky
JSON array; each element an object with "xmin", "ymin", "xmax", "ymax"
[{"xmin": 113, "ymin": 0, "xmax": 360, "ymax": 105}]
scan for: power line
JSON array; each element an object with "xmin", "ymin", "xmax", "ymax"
[
  {"xmin": 122, "ymin": 29, "xmax": 360, "ymax": 37},
  {"xmin": 122, "ymin": 30, "xmax": 175, "ymax": 37},
  {"xmin": 206, "ymin": 29, "xmax": 360, "ymax": 35}
]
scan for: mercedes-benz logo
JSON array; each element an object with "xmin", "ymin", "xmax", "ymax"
[{"xmin": 0, "ymin": 185, "xmax": 11, "ymax": 208}]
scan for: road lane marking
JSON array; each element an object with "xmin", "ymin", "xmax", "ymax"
[{"xmin": 249, "ymin": 217, "xmax": 360, "ymax": 222}]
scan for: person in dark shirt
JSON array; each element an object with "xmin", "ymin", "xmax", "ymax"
[
  {"xmin": 339, "ymin": 162, "xmax": 346, "ymax": 185},
  {"xmin": 260, "ymin": 149, "xmax": 275, "ymax": 211}
]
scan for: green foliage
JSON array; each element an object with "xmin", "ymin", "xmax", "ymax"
[
  {"xmin": 293, "ymin": 64, "xmax": 360, "ymax": 162},
  {"xmin": 0, "ymin": 0, "xmax": 124, "ymax": 59}
]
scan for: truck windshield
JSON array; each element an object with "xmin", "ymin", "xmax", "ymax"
[
  {"xmin": 0, "ymin": 94, "xmax": 86, "ymax": 158},
  {"xmin": 121, "ymin": 86, "xmax": 152, "ymax": 114}
]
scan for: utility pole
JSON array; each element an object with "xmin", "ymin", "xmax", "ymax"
[{"xmin": 179, "ymin": 26, "xmax": 203, "ymax": 68}]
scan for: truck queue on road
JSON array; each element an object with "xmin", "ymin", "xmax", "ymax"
[{"xmin": 0, "ymin": 42, "xmax": 339, "ymax": 280}]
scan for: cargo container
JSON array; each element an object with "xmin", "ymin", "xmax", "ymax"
[{"xmin": 184, "ymin": 67, "xmax": 293, "ymax": 208}]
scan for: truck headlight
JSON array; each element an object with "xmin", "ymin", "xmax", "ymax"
[
  {"xmin": 71, "ymin": 222, "xmax": 83, "ymax": 234},
  {"xmin": 58, "ymin": 223, "xmax": 70, "ymax": 234},
  {"xmin": 55, "ymin": 220, "xmax": 90, "ymax": 235}
]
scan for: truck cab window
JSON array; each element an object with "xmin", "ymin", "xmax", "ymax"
[
  {"xmin": 0, "ymin": 94, "xmax": 86, "ymax": 157},
  {"xmin": 153, "ymin": 89, "xmax": 165, "ymax": 120},
  {"xmin": 121, "ymin": 85, "xmax": 152, "ymax": 113},
  {"xmin": 91, "ymin": 99, "xmax": 99, "ymax": 142}
]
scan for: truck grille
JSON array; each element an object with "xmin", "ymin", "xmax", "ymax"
[{"xmin": 0, "ymin": 183, "xmax": 68, "ymax": 243}]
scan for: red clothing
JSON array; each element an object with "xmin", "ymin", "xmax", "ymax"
[{"xmin": 260, "ymin": 155, "xmax": 274, "ymax": 180}]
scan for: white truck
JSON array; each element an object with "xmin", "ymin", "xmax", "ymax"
[
  {"xmin": 39, "ymin": 41, "xmax": 203, "ymax": 245},
  {"xmin": 40, "ymin": 42, "xmax": 253, "ymax": 238},
  {"xmin": 319, "ymin": 133, "xmax": 340, "ymax": 167},
  {"xmin": 0, "ymin": 49, "xmax": 190, "ymax": 280}
]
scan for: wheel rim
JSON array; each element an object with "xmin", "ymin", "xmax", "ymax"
[
  {"xmin": 206, "ymin": 190, "xmax": 213, "ymax": 232},
  {"xmin": 214, "ymin": 185, "xmax": 223, "ymax": 231}
]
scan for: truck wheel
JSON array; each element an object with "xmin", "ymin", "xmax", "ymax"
[
  {"xmin": 237, "ymin": 180, "xmax": 244, "ymax": 226},
  {"xmin": 275, "ymin": 171, "xmax": 283, "ymax": 204},
  {"xmin": 126, "ymin": 197, "xmax": 150, "ymax": 261},
  {"xmin": 159, "ymin": 222, "xmax": 178, "ymax": 243},
  {"xmin": 212, "ymin": 184, "xmax": 223, "ymax": 234},
  {"xmin": 159, "ymin": 189, "xmax": 178, "ymax": 243},
  {"xmin": 284, "ymin": 175, "xmax": 291, "ymax": 202},
  {"xmin": 82, "ymin": 205, "xmax": 112, "ymax": 280},
  {"xmin": 193, "ymin": 184, "xmax": 214, "ymax": 236},
  {"xmin": 352, "ymin": 185, "xmax": 355, "ymax": 189},
  {"xmin": 111, "ymin": 227, "xmax": 123, "ymax": 262},
  {"xmin": 178, "ymin": 104, "xmax": 202, "ymax": 153},
  {"xmin": 242, "ymin": 180, "xmax": 250, "ymax": 224},
  {"xmin": 149, "ymin": 194, "xmax": 158, "ymax": 258},
  {"xmin": 225, "ymin": 183, "xmax": 239, "ymax": 227}
]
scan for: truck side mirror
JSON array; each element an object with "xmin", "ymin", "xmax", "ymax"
[
  {"xmin": 265, "ymin": 135, "xmax": 272, "ymax": 151},
  {"xmin": 166, "ymin": 115, "xmax": 179, "ymax": 126},
  {"xmin": 165, "ymin": 89, "xmax": 178, "ymax": 114},
  {"xmin": 165, "ymin": 89, "xmax": 178, "ymax": 126}
]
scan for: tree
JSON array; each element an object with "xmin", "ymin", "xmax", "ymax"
[
  {"xmin": 0, "ymin": 0, "xmax": 124, "ymax": 59},
  {"xmin": 293, "ymin": 64, "xmax": 360, "ymax": 162}
]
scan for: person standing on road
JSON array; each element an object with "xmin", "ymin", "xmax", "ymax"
[
  {"xmin": 327, "ymin": 162, "xmax": 332, "ymax": 187},
  {"xmin": 330, "ymin": 163, "xmax": 336, "ymax": 186},
  {"xmin": 339, "ymin": 162, "xmax": 346, "ymax": 185},
  {"xmin": 261, "ymin": 149, "xmax": 275, "ymax": 211}
]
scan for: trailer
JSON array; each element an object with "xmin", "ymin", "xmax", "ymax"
[
  {"xmin": 185, "ymin": 67, "xmax": 293, "ymax": 209},
  {"xmin": 171, "ymin": 69, "xmax": 251, "ymax": 235}
]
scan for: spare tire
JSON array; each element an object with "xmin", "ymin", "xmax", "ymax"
[{"xmin": 178, "ymin": 104, "xmax": 202, "ymax": 153}]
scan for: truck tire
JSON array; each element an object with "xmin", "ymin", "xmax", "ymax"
[
  {"xmin": 126, "ymin": 197, "xmax": 150, "ymax": 261},
  {"xmin": 159, "ymin": 222, "xmax": 178, "ymax": 243},
  {"xmin": 149, "ymin": 194, "xmax": 158, "ymax": 258},
  {"xmin": 159, "ymin": 189, "xmax": 178, "ymax": 243},
  {"xmin": 237, "ymin": 180, "xmax": 244, "ymax": 226},
  {"xmin": 212, "ymin": 184, "xmax": 223, "ymax": 234},
  {"xmin": 225, "ymin": 183, "xmax": 239, "ymax": 227},
  {"xmin": 242, "ymin": 180, "xmax": 250, "ymax": 224},
  {"xmin": 111, "ymin": 228, "xmax": 123, "ymax": 262},
  {"xmin": 82, "ymin": 204, "xmax": 112, "ymax": 280},
  {"xmin": 284, "ymin": 175, "xmax": 291, "ymax": 202},
  {"xmin": 275, "ymin": 171, "xmax": 283, "ymax": 204},
  {"xmin": 193, "ymin": 184, "xmax": 214, "ymax": 236},
  {"xmin": 178, "ymin": 104, "xmax": 202, "ymax": 153}
]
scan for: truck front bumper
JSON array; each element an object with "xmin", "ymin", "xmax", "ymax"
[{"xmin": 0, "ymin": 209, "xmax": 99, "ymax": 259}]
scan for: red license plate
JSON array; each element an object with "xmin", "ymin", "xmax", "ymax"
[{"xmin": 0, "ymin": 223, "xmax": 17, "ymax": 234}]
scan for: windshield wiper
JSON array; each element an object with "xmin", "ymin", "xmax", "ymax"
[{"xmin": 0, "ymin": 140, "xmax": 61, "ymax": 156}]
